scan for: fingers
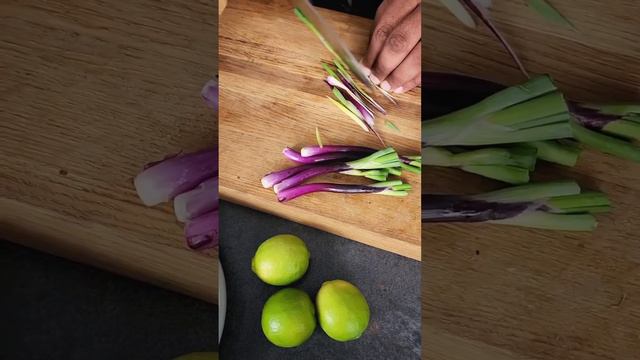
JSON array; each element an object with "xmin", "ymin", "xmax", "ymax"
[
  {"xmin": 370, "ymin": 4, "xmax": 421, "ymax": 84},
  {"xmin": 362, "ymin": 0, "xmax": 419, "ymax": 72},
  {"xmin": 381, "ymin": 41, "xmax": 421, "ymax": 92},
  {"xmin": 396, "ymin": 73, "xmax": 421, "ymax": 94}
]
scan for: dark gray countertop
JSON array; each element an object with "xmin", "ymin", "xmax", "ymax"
[
  {"xmin": 0, "ymin": 240, "xmax": 217, "ymax": 360},
  {"xmin": 219, "ymin": 201, "xmax": 421, "ymax": 360}
]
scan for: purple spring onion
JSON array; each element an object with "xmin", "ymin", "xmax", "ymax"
[
  {"xmin": 201, "ymin": 78, "xmax": 219, "ymax": 111},
  {"xmin": 135, "ymin": 75, "xmax": 219, "ymax": 252},
  {"xmin": 134, "ymin": 148, "xmax": 218, "ymax": 206},
  {"xmin": 173, "ymin": 177, "xmax": 219, "ymax": 222},
  {"xmin": 185, "ymin": 210, "xmax": 219, "ymax": 250},
  {"xmin": 277, "ymin": 181, "xmax": 411, "ymax": 202},
  {"xmin": 282, "ymin": 147, "xmax": 362, "ymax": 164},
  {"xmin": 261, "ymin": 163, "xmax": 316, "ymax": 188},
  {"xmin": 300, "ymin": 145, "xmax": 375, "ymax": 157},
  {"xmin": 273, "ymin": 163, "xmax": 351, "ymax": 193},
  {"xmin": 423, "ymin": 181, "xmax": 610, "ymax": 231}
]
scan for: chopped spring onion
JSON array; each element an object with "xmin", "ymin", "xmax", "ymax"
[
  {"xmin": 334, "ymin": 61, "xmax": 386, "ymax": 114},
  {"xmin": 525, "ymin": 140, "xmax": 581, "ymax": 166},
  {"xmin": 327, "ymin": 96, "xmax": 369, "ymax": 132},
  {"xmin": 570, "ymin": 121, "xmax": 640, "ymax": 162},
  {"xmin": 385, "ymin": 119, "xmax": 400, "ymax": 131},
  {"xmin": 135, "ymin": 148, "xmax": 219, "ymax": 251},
  {"xmin": 326, "ymin": 70, "xmax": 386, "ymax": 145}
]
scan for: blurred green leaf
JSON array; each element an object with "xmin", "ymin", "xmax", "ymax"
[{"xmin": 528, "ymin": 0, "xmax": 575, "ymax": 29}]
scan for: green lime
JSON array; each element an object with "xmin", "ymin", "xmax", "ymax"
[
  {"xmin": 316, "ymin": 280, "xmax": 370, "ymax": 342},
  {"xmin": 251, "ymin": 234, "xmax": 310, "ymax": 286},
  {"xmin": 173, "ymin": 352, "xmax": 218, "ymax": 360},
  {"xmin": 261, "ymin": 288, "xmax": 316, "ymax": 348}
]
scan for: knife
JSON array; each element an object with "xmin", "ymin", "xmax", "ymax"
[{"xmin": 290, "ymin": 0, "xmax": 374, "ymax": 87}]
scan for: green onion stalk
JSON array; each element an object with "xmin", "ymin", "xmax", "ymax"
[
  {"xmin": 422, "ymin": 181, "xmax": 610, "ymax": 231},
  {"xmin": 422, "ymin": 146, "xmax": 537, "ymax": 184},
  {"xmin": 569, "ymin": 102, "xmax": 640, "ymax": 162},
  {"xmin": 422, "ymin": 75, "xmax": 572, "ymax": 146}
]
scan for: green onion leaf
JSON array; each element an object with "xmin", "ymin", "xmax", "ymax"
[
  {"xmin": 527, "ymin": 0, "xmax": 575, "ymax": 29},
  {"xmin": 385, "ymin": 119, "xmax": 400, "ymax": 131},
  {"xmin": 327, "ymin": 96, "xmax": 369, "ymax": 132}
]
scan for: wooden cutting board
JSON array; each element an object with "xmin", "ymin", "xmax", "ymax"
[
  {"xmin": 423, "ymin": 0, "xmax": 640, "ymax": 359},
  {"xmin": 0, "ymin": 0, "xmax": 218, "ymax": 303},
  {"xmin": 219, "ymin": 0, "xmax": 422, "ymax": 260}
]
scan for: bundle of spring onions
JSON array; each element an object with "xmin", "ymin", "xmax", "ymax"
[
  {"xmin": 423, "ymin": 75, "xmax": 572, "ymax": 146},
  {"xmin": 419, "ymin": 72, "xmax": 640, "ymax": 230},
  {"xmin": 423, "ymin": 181, "xmax": 610, "ymax": 231},
  {"xmin": 423, "ymin": 72, "xmax": 640, "ymax": 166},
  {"xmin": 262, "ymin": 145, "xmax": 420, "ymax": 202},
  {"xmin": 134, "ymin": 79, "xmax": 219, "ymax": 251}
]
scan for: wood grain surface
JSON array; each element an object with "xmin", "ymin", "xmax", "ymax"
[
  {"xmin": 0, "ymin": 0, "xmax": 218, "ymax": 303},
  {"xmin": 423, "ymin": 1, "xmax": 640, "ymax": 359},
  {"xmin": 218, "ymin": 0, "xmax": 422, "ymax": 260}
]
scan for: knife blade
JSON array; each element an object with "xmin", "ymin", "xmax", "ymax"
[{"xmin": 290, "ymin": 0, "xmax": 373, "ymax": 87}]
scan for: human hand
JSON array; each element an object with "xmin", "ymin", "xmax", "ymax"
[{"xmin": 362, "ymin": 0, "xmax": 421, "ymax": 94}]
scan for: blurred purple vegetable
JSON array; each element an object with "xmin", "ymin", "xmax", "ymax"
[
  {"xmin": 185, "ymin": 210, "xmax": 219, "ymax": 250},
  {"xmin": 201, "ymin": 78, "xmax": 219, "ymax": 111},
  {"xmin": 282, "ymin": 147, "xmax": 361, "ymax": 164},
  {"xmin": 134, "ymin": 148, "xmax": 218, "ymax": 206},
  {"xmin": 174, "ymin": 177, "xmax": 219, "ymax": 222}
]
